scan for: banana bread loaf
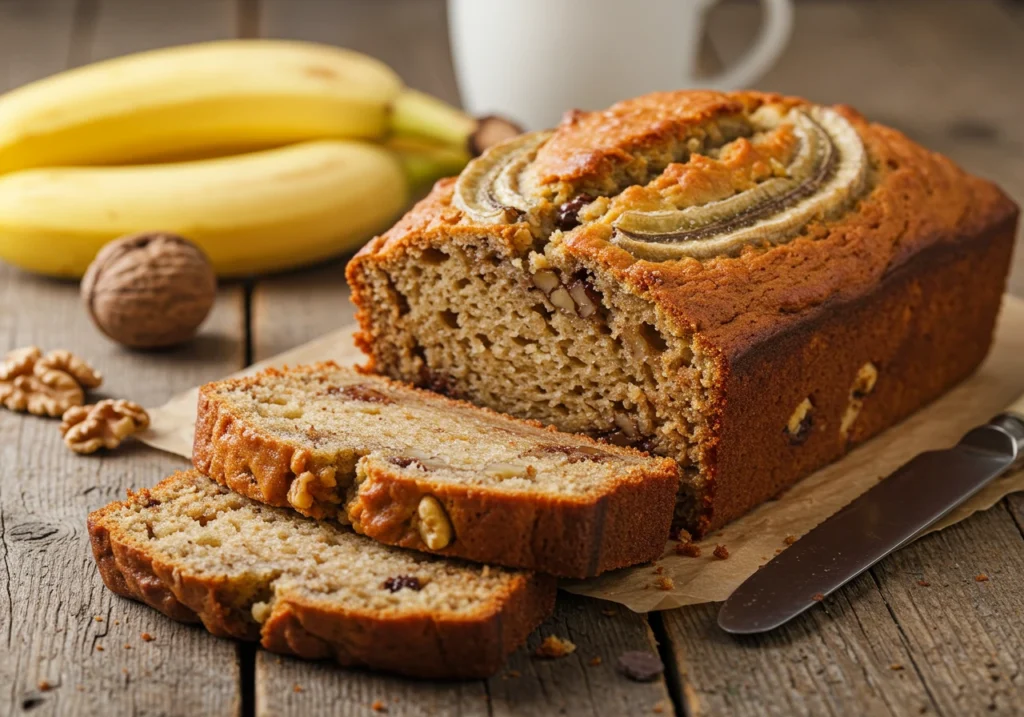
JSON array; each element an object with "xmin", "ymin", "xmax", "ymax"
[
  {"xmin": 88, "ymin": 470, "xmax": 555, "ymax": 678},
  {"xmin": 347, "ymin": 90, "xmax": 1019, "ymax": 536},
  {"xmin": 192, "ymin": 363, "xmax": 679, "ymax": 577}
]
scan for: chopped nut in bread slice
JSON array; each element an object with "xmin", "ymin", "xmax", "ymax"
[
  {"xmin": 88, "ymin": 470, "xmax": 555, "ymax": 679},
  {"xmin": 193, "ymin": 363, "xmax": 679, "ymax": 578}
]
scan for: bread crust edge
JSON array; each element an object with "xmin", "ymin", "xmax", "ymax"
[{"xmin": 87, "ymin": 473, "xmax": 557, "ymax": 679}]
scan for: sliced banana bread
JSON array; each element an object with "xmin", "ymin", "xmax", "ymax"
[
  {"xmin": 192, "ymin": 363, "xmax": 679, "ymax": 578},
  {"xmin": 88, "ymin": 470, "xmax": 555, "ymax": 679}
]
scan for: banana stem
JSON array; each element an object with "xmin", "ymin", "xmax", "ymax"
[{"xmin": 390, "ymin": 89, "xmax": 522, "ymax": 156}]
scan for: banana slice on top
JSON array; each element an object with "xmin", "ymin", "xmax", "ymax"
[{"xmin": 612, "ymin": 106, "xmax": 870, "ymax": 261}]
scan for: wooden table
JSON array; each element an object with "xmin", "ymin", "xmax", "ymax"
[{"xmin": 2, "ymin": 1, "xmax": 1022, "ymax": 714}]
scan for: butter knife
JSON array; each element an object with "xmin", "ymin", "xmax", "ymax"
[{"xmin": 718, "ymin": 396, "xmax": 1024, "ymax": 634}]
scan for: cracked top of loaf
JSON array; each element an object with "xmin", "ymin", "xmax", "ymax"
[{"xmin": 355, "ymin": 91, "xmax": 1016, "ymax": 359}]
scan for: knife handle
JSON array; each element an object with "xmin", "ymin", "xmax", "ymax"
[{"xmin": 994, "ymin": 393, "xmax": 1024, "ymax": 467}]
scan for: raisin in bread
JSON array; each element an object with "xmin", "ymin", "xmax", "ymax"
[
  {"xmin": 192, "ymin": 363, "xmax": 679, "ymax": 578},
  {"xmin": 88, "ymin": 470, "xmax": 555, "ymax": 679},
  {"xmin": 347, "ymin": 90, "xmax": 1019, "ymax": 536}
]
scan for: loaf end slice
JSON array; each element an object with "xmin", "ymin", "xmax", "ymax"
[
  {"xmin": 88, "ymin": 470, "xmax": 556, "ymax": 679},
  {"xmin": 193, "ymin": 363, "xmax": 679, "ymax": 578}
]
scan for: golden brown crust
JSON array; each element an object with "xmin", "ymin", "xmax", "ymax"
[
  {"xmin": 259, "ymin": 572, "xmax": 554, "ymax": 678},
  {"xmin": 350, "ymin": 91, "xmax": 1015, "ymax": 359},
  {"xmin": 192, "ymin": 364, "xmax": 679, "ymax": 578},
  {"xmin": 699, "ymin": 207, "xmax": 1018, "ymax": 533},
  {"xmin": 530, "ymin": 90, "xmax": 784, "ymax": 187},
  {"xmin": 347, "ymin": 90, "xmax": 1020, "ymax": 535},
  {"xmin": 350, "ymin": 456, "xmax": 678, "ymax": 578},
  {"xmin": 87, "ymin": 473, "xmax": 557, "ymax": 679}
]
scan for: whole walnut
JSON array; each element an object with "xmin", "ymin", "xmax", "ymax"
[{"xmin": 81, "ymin": 233, "xmax": 217, "ymax": 349}]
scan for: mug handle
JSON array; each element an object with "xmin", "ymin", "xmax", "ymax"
[{"xmin": 696, "ymin": 0, "xmax": 794, "ymax": 90}]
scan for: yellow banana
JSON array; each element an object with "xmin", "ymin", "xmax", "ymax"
[
  {"xmin": 0, "ymin": 39, "xmax": 511, "ymax": 174},
  {"xmin": 0, "ymin": 140, "xmax": 406, "ymax": 278},
  {"xmin": 0, "ymin": 40, "xmax": 402, "ymax": 173}
]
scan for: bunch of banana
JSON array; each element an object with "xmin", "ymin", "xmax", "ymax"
[{"xmin": 0, "ymin": 40, "xmax": 518, "ymax": 277}]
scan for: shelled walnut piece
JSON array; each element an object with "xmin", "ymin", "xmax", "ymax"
[
  {"xmin": 0, "ymin": 346, "xmax": 102, "ymax": 417},
  {"xmin": 61, "ymin": 399, "xmax": 150, "ymax": 454},
  {"xmin": 35, "ymin": 349, "xmax": 103, "ymax": 389}
]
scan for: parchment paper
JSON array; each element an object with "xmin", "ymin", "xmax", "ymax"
[{"xmin": 141, "ymin": 297, "xmax": 1024, "ymax": 612}]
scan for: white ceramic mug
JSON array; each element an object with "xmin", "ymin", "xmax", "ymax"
[{"xmin": 448, "ymin": 0, "xmax": 794, "ymax": 130}]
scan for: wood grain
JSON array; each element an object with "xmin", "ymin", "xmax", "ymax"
[
  {"xmin": 870, "ymin": 505, "xmax": 1024, "ymax": 714},
  {"xmin": 0, "ymin": 1, "xmax": 248, "ymax": 715},
  {"xmin": 489, "ymin": 595, "xmax": 673, "ymax": 717},
  {"xmin": 2, "ymin": 0, "xmax": 1024, "ymax": 715},
  {"xmin": 663, "ymin": 575, "xmax": 937, "ymax": 716}
]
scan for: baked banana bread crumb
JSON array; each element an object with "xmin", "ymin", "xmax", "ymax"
[
  {"xmin": 193, "ymin": 363, "xmax": 679, "ymax": 577},
  {"xmin": 88, "ymin": 470, "xmax": 555, "ymax": 679}
]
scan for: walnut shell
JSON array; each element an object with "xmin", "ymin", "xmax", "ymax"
[{"xmin": 81, "ymin": 233, "xmax": 217, "ymax": 349}]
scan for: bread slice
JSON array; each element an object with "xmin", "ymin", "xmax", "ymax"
[
  {"xmin": 88, "ymin": 470, "xmax": 555, "ymax": 679},
  {"xmin": 192, "ymin": 363, "xmax": 679, "ymax": 578}
]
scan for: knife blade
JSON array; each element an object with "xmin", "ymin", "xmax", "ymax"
[{"xmin": 718, "ymin": 408, "xmax": 1024, "ymax": 635}]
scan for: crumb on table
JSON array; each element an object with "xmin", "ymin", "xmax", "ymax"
[
  {"xmin": 654, "ymin": 576, "xmax": 674, "ymax": 590},
  {"xmin": 535, "ymin": 635, "xmax": 577, "ymax": 658},
  {"xmin": 713, "ymin": 545, "xmax": 730, "ymax": 560}
]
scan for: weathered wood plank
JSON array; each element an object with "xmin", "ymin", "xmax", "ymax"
[
  {"xmin": 489, "ymin": 595, "xmax": 673, "ymax": 717},
  {"xmin": 250, "ymin": 263, "xmax": 353, "ymax": 363},
  {"xmin": 870, "ymin": 505, "xmax": 1024, "ymax": 714},
  {"xmin": 0, "ymin": 280, "xmax": 246, "ymax": 717},
  {"xmin": 0, "ymin": 1, "xmax": 247, "ymax": 715},
  {"xmin": 254, "ymin": 646, "xmax": 490, "ymax": 717},
  {"xmin": 662, "ymin": 574, "xmax": 937, "ymax": 717}
]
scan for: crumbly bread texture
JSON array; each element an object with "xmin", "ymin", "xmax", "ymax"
[
  {"xmin": 347, "ymin": 90, "xmax": 1019, "ymax": 535},
  {"xmin": 192, "ymin": 363, "xmax": 679, "ymax": 578},
  {"xmin": 88, "ymin": 470, "xmax": 555, "ymax": 679}
]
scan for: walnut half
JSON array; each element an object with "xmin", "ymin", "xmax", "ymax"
[
  {"xmin": 36, "ymin": 350, "xmax": 103, "ymax": 389},
  {"xmin": 60, "ymin": 399, "xmax": 150, "ymax": 454},
  {"xmin": 1, "ymin": 369, "xmax": 84, "ymax": 417},
  {"xmin": 0, "ymin": 346, "xmax": 102, "ymax": 417}
]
